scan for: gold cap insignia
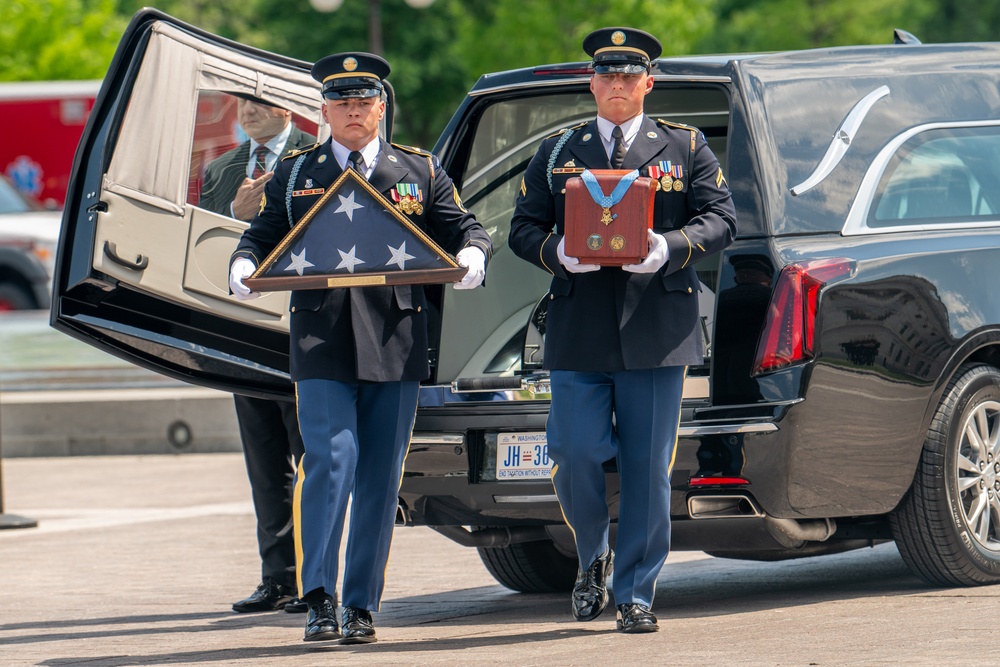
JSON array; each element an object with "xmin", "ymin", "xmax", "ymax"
[
  {"xmin": 343, "ymin": 57, "xmax": 358, "ymax": 72},
  {"xmin": 611, "ymin": 31, "xmax": 626, "ymax": 46}
]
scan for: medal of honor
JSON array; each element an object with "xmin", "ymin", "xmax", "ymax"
[{"xmin": 581, "ymin": 169, "xmax": 639, "ymax": 228}]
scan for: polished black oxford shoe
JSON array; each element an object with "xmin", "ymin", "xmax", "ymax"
[
  {"xmin": 232, "ymin": 579, "xmax": 296, "ymax": 613},
  {"xmin": 303, "ymin": 598, "xmax": 340, "ymax": 641},
  {"xmin": 340, "ymin": 606, "xmax": 377, "ymax": 644},
  {"xmin": 284, "ymin": 597, "xmax": 308, "ymax": 613},
  {"xmin": 572, "ymin": 547, "xmax": 614, "ymax": 621},
  {"xmin": 616, "ymin": 603, "xmax": 659, "ymax": 633}
]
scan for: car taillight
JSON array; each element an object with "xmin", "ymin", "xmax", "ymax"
[
  {"xmin": 751, "ymin": 258, "xmax": 856, "ymax": 375},
  {"xmin": 689, "ymin": 476, "xmax": 750, "ymax": 486}
]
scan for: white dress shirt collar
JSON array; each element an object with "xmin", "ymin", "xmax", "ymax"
[
  {"xmin": 331, "ymin": 136, "xmax": 381, "ymax": 178},
  {"xmin": 596, "ymin": 114, "xmax": 645, "ymax": 160}
]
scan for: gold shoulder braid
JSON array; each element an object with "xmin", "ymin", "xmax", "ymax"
[
  {"xmin": 281, "ymin": 143, "xmax": 320, "ymax": 161},
  {"xmin": 391, "ymin": 142, "xmax": 432, "ymax": 157}
]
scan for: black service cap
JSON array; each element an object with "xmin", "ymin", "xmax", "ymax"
[
  {"xmin": 583, "ymin": 27, "xmax": 662, "ymax": 74},
  {"xmin": 311, "ymin": 52, "xmax": 390, "ymax": 100}
]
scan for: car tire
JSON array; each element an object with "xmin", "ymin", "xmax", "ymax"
[
  {"xmin": 890, "ymin": 362, "xmax": 1000, "ymax": 586},
  {"xmin": 476, "ymin": 534, "xmax": 578, "ymax": 593},
  {"xmin": 0, "ymin": 282, "xmax": 36, "ymax": 311}
]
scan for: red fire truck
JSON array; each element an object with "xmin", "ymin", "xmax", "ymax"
[{"xmin": 0, "ymin": 81, "xmax": 101, "ymax": 209}]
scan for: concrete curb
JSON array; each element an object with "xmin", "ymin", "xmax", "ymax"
[{"xmin": 0, "ymin": 387, "xmax": 241, "ymax": 457}]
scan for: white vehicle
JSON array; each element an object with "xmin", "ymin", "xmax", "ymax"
[{"xmin": 0, "ymin": 174, "xmax": 60, "ymax": 310}]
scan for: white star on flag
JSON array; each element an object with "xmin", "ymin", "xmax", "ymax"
[
  {"xmin": 283, "ymin": 249, "xmax": 315, "ymax": 276},
  {"xmin": 336, "ymin": 246, "xmax": 365, "ymax": 273},
  {"xmin": 385, "ymin": 242, "xmax": 416, "ymax": 270},
  {"xmin": 334, "ymin": 190, "xmax": 364, "ymax": 221}
]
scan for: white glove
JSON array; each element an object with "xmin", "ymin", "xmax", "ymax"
[
  {"xmin": 229, "ymin": 257, "xmax": 260, "ymax": 300},
  {"xmin": 622, "ymin": 229, "xmax": 670, "ymax": 274},
  {"xmin": 557, "ymin": 237, "xmax": 600, "ymax": 274},
  {"xmin": 454, "ymin": 246, "xmax": 486, "ymax": 290}
]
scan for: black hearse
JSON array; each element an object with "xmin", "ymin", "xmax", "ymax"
[{"xmin": 52, "ymin": 10, "xmax": 1000, "ymax": 591}]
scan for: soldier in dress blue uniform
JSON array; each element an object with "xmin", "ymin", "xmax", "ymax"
[
  {"xmin": 508, "ymin": 27, "xmax": 737, "ymax": 633},
  {"xmin": 228, "ymin": 51, "xmax": 492, "ymax": 645}
]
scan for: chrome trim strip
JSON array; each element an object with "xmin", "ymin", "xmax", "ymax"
[
  {"xmin": 790, "ymin": 85, "xmax": 890, "ymax": 196},
  {"xmin": 494, "ymin": 494, "xmax": 560, "ymax": 503},
  {"xmin": 409, "ymin": 434, "xmax": 464, "ymax": 446},
  {"xmin": 678, "ymin": 422, "xmax": 778, "ymax": 437},
  {"xmin": 842, "ymin": 119, "xmax": 1000, "ymax": 236},
  {"xmin": 468, "ymin": 74, "xmax": 732, "ymax": 97}
]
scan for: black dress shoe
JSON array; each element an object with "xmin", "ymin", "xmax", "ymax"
[
  {"xmin": 616, "ymin": 603, "xmax": 659, "ymax": 633},
  {"xmin": 340, "ymin": 606, "xmax": 377, "ymax": 644},
  {"xmin": 572, "ymin": 547, "xmax": 614, "ymax": 621},
  {"xmin": 232, "ymin": 579, "xmax": 295, "ymax": 613},
  {"xmin": 284, "ymin": 597, "xmax": 308, "ymax": 614},
  {"xmin": 303, "ymin": 598, "xmax": 340, "ymax": 642}
]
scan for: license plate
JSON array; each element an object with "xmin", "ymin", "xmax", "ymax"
[{"xmin": 495, "ymin": 432, "xmax": 553, "ymax": 480}]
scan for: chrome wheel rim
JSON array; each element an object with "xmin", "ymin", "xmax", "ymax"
[{"xmin": 956, "ymin": 399, "xmax": 1000, "ymax": 552}]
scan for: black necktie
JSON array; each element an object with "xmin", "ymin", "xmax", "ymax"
[
  {"xmin": 348, "ymin": 150, "xmax": 366, "ymax": 177},
  {"xmin": 611, "ymin": 125, "xmax": 627, "ymax": 169}
]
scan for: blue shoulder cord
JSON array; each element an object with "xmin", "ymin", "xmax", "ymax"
[
  {"xmin": 285, "ymin": 153, "xmax": 308, "ymax": 227},
  {"xmin": 546, "ymin": 127, "xmax": 577, "ymax": 194}
]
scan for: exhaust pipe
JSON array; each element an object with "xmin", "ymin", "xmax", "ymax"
[
  {"xmin": 429, "ymin": 525, "xmax": 551, "ymax": 549},
  {"xmin": 764, "ymin": 516, "xmax": 837, "ymax": 548},
  {"xmin": 687, "ymin": 494, "xmax": 764, "ymax": 519},
  {"xmin": 687, "ymin": 494, "xmax": 838, "ymax": 548}
]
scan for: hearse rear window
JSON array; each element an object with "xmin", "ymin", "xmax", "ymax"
[{"xmin": 870, "ymin": 126, "xmax": 1000, "ymax": 227}]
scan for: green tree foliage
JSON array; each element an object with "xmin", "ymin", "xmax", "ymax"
[
  {"xmin": 696, "ymin": 0, "xmax": 936, "ymax": 53},
  {"xmin": 0, "ymin": 0, "xmax": 127, "ymax": 81},
  {"xmin": 448, "ymin": 0, "xmax": 718, "ymax": 75},
  {"xmin": 6, "ymin": 0, "xmax": 995, "ymax": 144},
  {"xmin": 914, "ymin": 0, "xmax": 1000, "ymax": 43}
]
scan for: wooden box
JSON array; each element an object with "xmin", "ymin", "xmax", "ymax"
[{"xmin": 564, "ymin": 170, "xmax": 656, "ymax": 266}]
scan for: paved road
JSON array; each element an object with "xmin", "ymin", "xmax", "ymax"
[{"xmin": 2, "ymin": 453, "xmax": 999, "ymax": 666}]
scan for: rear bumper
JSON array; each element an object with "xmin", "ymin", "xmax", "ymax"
[{"xmin": 401, "ymin": 399, "xmax": 793, "ymax": 530}]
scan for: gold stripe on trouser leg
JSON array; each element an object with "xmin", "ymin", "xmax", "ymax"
[
  {"xmin": 292, "ymin": 383, "xmax": 307, "ymax": 598},
  {"xmin": 549, "ymin": 463, "xmax": 579, "ymax": 546}
]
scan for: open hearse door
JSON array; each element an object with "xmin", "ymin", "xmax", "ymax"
[{"xmin": 50, "ymin": 9, "xmax": 399, "ymax": 398}]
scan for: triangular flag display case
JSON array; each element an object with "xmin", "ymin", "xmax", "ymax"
[{"xmin": 244, "ymin": 169, "xmax": 467, "ymax": 291}]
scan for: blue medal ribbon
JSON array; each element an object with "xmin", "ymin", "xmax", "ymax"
[{"xmin": 581, "ymin": 169, "xmax": 639, "ymax": 210}]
